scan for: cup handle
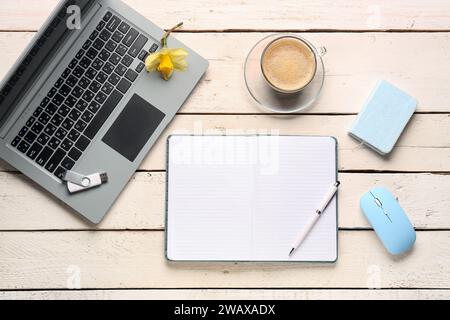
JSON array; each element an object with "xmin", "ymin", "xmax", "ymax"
[{"xmin": 318, "ymin": 46, "xmax": 327, "ymax": 57}]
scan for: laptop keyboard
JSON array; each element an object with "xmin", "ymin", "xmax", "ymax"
[{"xmin": 11, "ymin": 12, "xmax": 159, "ymax": 180}]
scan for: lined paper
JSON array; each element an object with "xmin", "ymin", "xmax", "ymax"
[{"xmin": 167, "ymin": 136, "xmax": 337, "ymax": 262}]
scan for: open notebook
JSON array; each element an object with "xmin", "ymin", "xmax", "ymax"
[{"xmin": 166, "ymin": 135, "xmax": 338, "ymax": 262}]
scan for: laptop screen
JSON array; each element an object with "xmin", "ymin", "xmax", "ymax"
[{"xmin": 0, "ymin": 0, "xmax": 94, "ymax": 130}]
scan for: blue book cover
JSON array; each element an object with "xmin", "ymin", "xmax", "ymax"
[{"xmin": 349, "ymin": 80, "xmax": 417, "ymax": 155}]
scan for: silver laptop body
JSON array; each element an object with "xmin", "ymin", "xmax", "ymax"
[{"xmin": 0, "ymin": 0, "xmax": 208, "ymax": 224}]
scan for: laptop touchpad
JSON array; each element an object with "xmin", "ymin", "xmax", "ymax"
[{"xmin": 102, "ymin": 94, "xmax": 166, "ymax": 162}]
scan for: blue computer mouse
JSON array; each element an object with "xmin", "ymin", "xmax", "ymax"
[{"xmin": 360, "ymin": 187, "xmax": 416, "ymax": 255}]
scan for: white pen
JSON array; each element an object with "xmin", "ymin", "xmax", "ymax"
[{"xmin": 289, "ymin": 181, "xmax": 340, "ymax": 257}]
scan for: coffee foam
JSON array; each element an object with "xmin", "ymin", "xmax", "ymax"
[{"xmin": 262, "ymin": 37, "xmax": 316, "ymax": 92}]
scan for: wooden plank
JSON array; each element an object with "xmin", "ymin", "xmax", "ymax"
[
  {"xmin": 1, "ymin": 289, "xmax": 449, "ymax": 300},
  {"xmin": 2, "ymin": 32, "xmax": 450, "ymax": 114},
  {"xmin": 1, "ymin": 114, "xmax": 449, "ymax": 173},
  {"xmin": 0, "ymin": 231, "xmax": 448, "ymax": 289},
  {"xmin": 1, "ymin": 0, "xmax": 450, "ymax": 31},
  {"xmin": 0, "ymin": 172, "xmax": 448, "ymax": 231}
]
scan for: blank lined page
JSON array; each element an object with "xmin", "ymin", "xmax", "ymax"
[{"xmin": 166, "ymin": 135, "xmax": 338, "ymax": 262}]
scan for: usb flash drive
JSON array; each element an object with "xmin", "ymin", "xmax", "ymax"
[{"xmin": 63, "ymin": 171, "xmax": 108, "ymax": 194}]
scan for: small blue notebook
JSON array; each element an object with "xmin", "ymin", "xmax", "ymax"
[{"xmin": 349, "ymin": 80, "xmax": 417, "ymax": 155}]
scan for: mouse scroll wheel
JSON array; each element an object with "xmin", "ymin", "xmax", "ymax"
[{"xmin": 374, "ymin": 198, "xmax": 383, "ymax": 207}]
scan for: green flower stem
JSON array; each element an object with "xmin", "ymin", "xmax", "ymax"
[{"xmin": 161, "ymin": 22, "xmax": 184, "ymax": 48}]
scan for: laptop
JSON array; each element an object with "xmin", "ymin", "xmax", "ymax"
[{"xmin": 0, "ymin": 0, "xmax": 208, "ymax": 224}]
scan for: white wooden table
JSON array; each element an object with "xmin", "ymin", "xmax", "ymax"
[{"xmin": 0, "ymin": 0, "xmax": 450, "ymax": 300}]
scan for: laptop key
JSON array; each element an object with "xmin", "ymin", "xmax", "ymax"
[
  {"xmin": 46, "ymin": 103, "xmax": 58, "ymax": 116},
  {"xmin": 117, "ymin": 78, "xmax": 132, "ymax": 94},
  {"xmin": 78, "ymin": 76, "xmax": 91, "ymax": 89},
  {"xmin": 95, "ymin": 71, "xmax": 108, "ymax": 84},
  {"xmin": 47, "ymin": 87, "xmax": 57, "ymax": 98},
  {"xmin": 37, "ymin": 133, "xmax": 50, "ymax": 145},
  {"xmin": 89, "ymin": 30, "xmax": 99, "ymax": 41},
  {"xmin": 68, "ymin": 58, "xmax": 78, "ymax": 69},
  {"xmin": 66, "ymin": 75, "xmax": 78, "ymax": 87},
  {"xmin": 105, "ymin": 40, "xmax": 117, "ymax": 52},
  {"xmin": 93, "ymin": 38, "xmax": 105, "ymax": 51},
  {"xmin": 94, "ymin": 92, "xmax": 107, "ymax": 104},
  {"xmin": 38, "ymin": 112, "xmax": 51, "ymax": 125},
  {"xmin": 106, "ymin": 16, "xmax": 121, "ymax": 32},
  {"xmin": 82, "ymin": 39, "xmax": 92, "ymax": 50},
  {"xmin": 101, "ymin": 82, "xmax": 114, "ymax": 95},
  {"xmin": 17, "ymin": 141, "xmax": 31, "ymax": 153},
  {"xmin": 62, "ymin": 119, "xmax": 74, "ymax": 131},
  {"xmin": 121, "ymin": 54, "xmax": 133, "ymax": 67},
  {"xmin": 51, "ymin": 114, "xmax": 64, "ymax": 127},
  {"xmin": 68, "ymin": 129, "xmax": 81, "ymax": 142},
  {"xmin": 69, "ymin": 109, "xmax": 81, "ymax": 122},
  {"xmin": 27, "ymin": 142, "xmax": 43, "ymax": 160},
  {"xmin": 72, "ymin": 86, "xmax": 84, "ymax": 98},
  {"xmin": 58, "ymin": 105, "xmax": 70, "ymax": 117},
  {"xmin": 74, "ymin": 119, "xmax": 87, "ymax": 132},
  {"xmin": 92, "ymin": 58, "xmax": 104, "ymax": 70},
  {"xmin": 26, "ymin": 117, "xmax": 36, "ymax": 127},
  {"xmin": 85, "ymin": 90, "xmax": 123, "ymax": 140},
  {"xmin": 102, "ymin": 62, "xmax": 115, "ymax": 74},
  {"xmin": 55, "ymin": 77, "xmax": 64, "ymax": 88},
  {"xmin": 118, "ymin": 22, "xmax": 130, "ymax": 34},
  {"xmin": 112, "ymin": 31, "xmax": 124, "ymax": 43},
  {"xmin": 19, "ymin": 126, "xmax": 28, "ymax": 137},
  {"xmin": 128, "ymin": 34, "xmax": 148, "ymax": 58},
  {"xmin": 62, "ymin": 68, "xmax": 71, "ymax": 79},
  {"xmin": 54, "ymin": 167, "xmax": 67, "ymax": 180},
  {"xmin": 36, "ymin": 146, "xmax": 54, "ymax": 166},
  {"xmin": 100, "ymin": 29, "xmax": 112, "ymax": 42},
  {"xmin": 103, "ymin": 12, "xmax": 112, "ymax": 22},
  {"xmin": 55, "ymin": 128, "xmax": 67, "ymax": 140},
  {"xmin": 88, "ymin": 102, "xmax": 101, "ymax": 114},
  {"xmin": 45, "ymin": 148, "xmax": 65, "ymax": 173},
  {"xmin": 115, "ymin": 64, "xmax": 127, "ymax": 76},
  {"xmin": 61, "ymin": 139, "xmax": 74, "ymax": 152},
  {"xmin": 65, "ymin": 95, "xmax": 78, "ymax": 107},
  {"xmin": 86, "ymin": 67, "xmax": 98, "ymax": 80},
  {"xmin": 11, "ymin": 136, "xmax": 21, "ymax": 147},
  {"xmin": 149, "ymin": 43, "xmax": 159, "ymax": 53},
  {"xmin": 79, "ymin": 56, "xmax": 91, "ymax": 69},
  {"xmin": 52, "ymin": 93, "xmax": 65, "ymax": 106},
  {"xmin": 125, "ymin": 69, "xmax": 138, "ymax": 82},
  {"xmin": 33, "ymin": 107, "xmax": 44, "ymax": 117},
  {"xmin": 123, "ymin": 28, "xmax": 139, "ymax": 47},
  {"xmin": 75, "ymin": 100, "xmax": 88, "ymax": 112},
  {"xmin": 83, "ymin": 90, "xmax": 95, "ymax": 102},
  {"xmin": 75, "ymin": 135, "xmax": 90, "ymax": 151},
  {"xmin": 81, "ymin": 110, "xmax": 94, "ymax": 123},
  {"xmin": 73, "ymin": 66, "xmax": 85, "ymax": 78},
  {"xmin": 24, "ymin": 131, "xmax": 37, "ymax": 144},
  {"xmin": 99, "ymin": 49, "xmax": 111, "ymax": 61},
  {"xmin": 86, "ymin": 48, "xmax": 98, "ymax": 60},
  {"xmin": 61, "ymin": 157, "xmax": 75, "ymax": 170},
  {"xmin": 96, "ymin": 20, "xmax": 106, "ymax": 31},
  {"xmin": 138, "ymin": 50, "xmax": 148, "ymax": 62},
  {"xmin": 40, "ymin": 97, "xmax": 51, "ymax": 107},
  {"xmin": 44, "ymin": 123, "xmax": 57, "ymax": 136},
  {"xmin": 108, "ymin": 73, "xmax": 120, "ymax": 85},
  {"xmin": 116, "ymin": 43, "xmax": 127, "ymax": 56},
  {"xmin": 109, "ymin": 53, "xmax": 121, "ymax": 65},
  {"xmin": 68, "ymin": 147, "xmax": 82, "ymax": 161},
  {"xmin": 75, "ymin": 49, "xmax": 85, "ymax": 59},
  {"xmin": 59, "ymin": 84, "xmax": 72, "ymax": 97}
]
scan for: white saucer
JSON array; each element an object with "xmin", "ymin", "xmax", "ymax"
[{"xmin": 244, "ymin": 34, "xmax": 325, "ymax": 113}]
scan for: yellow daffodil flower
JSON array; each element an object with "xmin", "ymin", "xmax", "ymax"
[
  {"xmin": 145, "ymin": 22, "xmax": 189, "ymax": 81},
  {"xmin": 145, "ymin": 47, "xmax": 188, "ymax": 80}
]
